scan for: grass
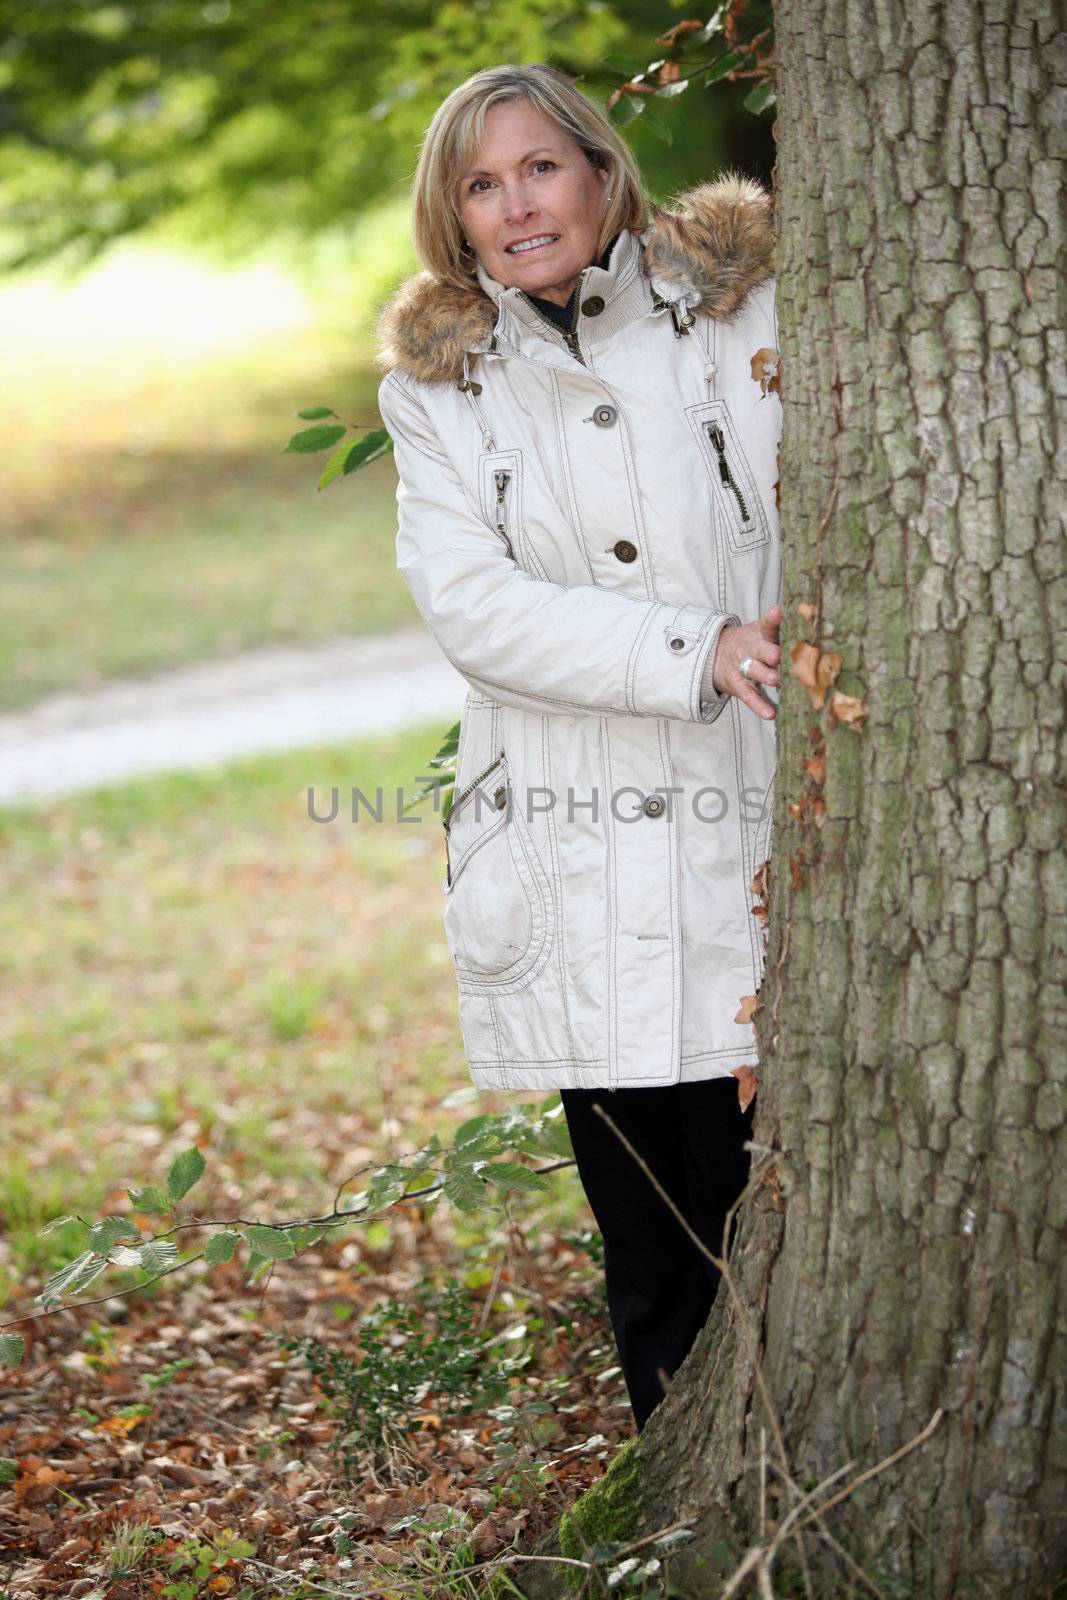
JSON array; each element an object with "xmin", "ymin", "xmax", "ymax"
[
  {"xmin": 0, "ymin": 200, "xmax": 419, "ymax": 711},
  {"xmin": 0, "ymin": 721, "xmax": 488, "ymax": 1293}
]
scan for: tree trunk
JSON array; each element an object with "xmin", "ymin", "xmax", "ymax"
[{"xmin": 635, "ymin": 4, "xmax": 1067, "ymax": 1595}]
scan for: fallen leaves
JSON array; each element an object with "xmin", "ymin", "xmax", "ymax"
[{"xmin": 0, "ymin": 1191, "xmax": 628, "ymax": 1598}]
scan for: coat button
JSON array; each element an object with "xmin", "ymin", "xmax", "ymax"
[
  {"xmin": 493, "ymin": 785, "xmax": 507, "ymax": 809},
  {"xmin": 643, "ymin": 795, "xmax": 665, "ymax": 817},
  {"xmin": 668, "ymin": 635, "xmax": 686, "ymax": 651},
  {"xmin": 581, "ymin": 294, "xmax": 605, "ymax": 316},
  {"xmin": 613, "ymin": 540, "xmax": 637, "ymax": 563},
  {"xmin": 592, "ymin": 404, "xmax": 617, "ymax": 427}
]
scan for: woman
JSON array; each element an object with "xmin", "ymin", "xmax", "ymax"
[{"xmin": 375, "ymin": 64, "xmax": 781, "ymax": 1431}]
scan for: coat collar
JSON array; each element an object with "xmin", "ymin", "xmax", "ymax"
[{"xmin": 374, "ymin": 171, "xmax": 775, "ymax": 387}]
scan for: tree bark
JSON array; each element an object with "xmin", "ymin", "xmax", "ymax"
[{"xmin": 635, "ymin": 3, "xmax": 1067, "ymax": 1595}]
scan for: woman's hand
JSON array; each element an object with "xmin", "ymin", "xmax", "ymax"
[{"xmin": 712, "ymin": 604, "xmax": 782, "ymax": 721}]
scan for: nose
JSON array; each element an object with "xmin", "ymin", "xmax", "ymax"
[{"xmin": 502, "ymin": 183, "xmax": 537, "ymax": 225}]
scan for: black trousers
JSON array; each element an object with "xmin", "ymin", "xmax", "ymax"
[{"xmin": 560, "ymin": 1078, "xmax": 754, "ymax": 1431}]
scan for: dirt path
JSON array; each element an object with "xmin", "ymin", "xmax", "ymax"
[{"xmin": 0, "ymin": 628, "xmax": 467, "ymax": 804}]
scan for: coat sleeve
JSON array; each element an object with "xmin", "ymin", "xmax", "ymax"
[{"xmin": 377, "ymin": 371, "xmax": 739, "ymax": 723}]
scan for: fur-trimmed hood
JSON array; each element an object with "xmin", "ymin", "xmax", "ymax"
[{"xmin": 374, "ymin": 171, "xmax": 775, "ymax": 387}]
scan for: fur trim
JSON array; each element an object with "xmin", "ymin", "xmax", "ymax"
[{"xmin": 374, "ymin": 169, "xmax": 774, "ymax": 387}]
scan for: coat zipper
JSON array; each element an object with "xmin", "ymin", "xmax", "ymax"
[
  {"xmin": 443, "ymin": 749, "xmax": 507, "ymax": 886},
  {"xmin": 705, "ymin": 422, "xmax": 753, "ymax": 526},
  {"xmin": 493, "ymin": 470, "xmax": 515, "ymax": 559},
  {"xmin": 517, "ymin": 265, "xmax": 589, "ymax": 366}
]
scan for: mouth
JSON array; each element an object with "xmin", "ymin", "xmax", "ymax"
[{"xmin": 504, "ymin": 234, "xmax": 560, "ymax": 257}]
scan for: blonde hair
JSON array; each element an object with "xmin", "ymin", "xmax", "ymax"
[{"xmin": 411, "ymin": 63, "xmax": 649, "ymax": 293}]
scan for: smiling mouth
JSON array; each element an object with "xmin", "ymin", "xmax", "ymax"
[{"xmin": 504, "ymin": 234, "xmax": 560, "ymax": 256}]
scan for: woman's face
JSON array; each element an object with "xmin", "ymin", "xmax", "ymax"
[{"xmin": 456, "ymin": 99, "xmax": 609, "ymax": 308}]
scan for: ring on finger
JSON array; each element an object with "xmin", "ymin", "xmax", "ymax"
[{"xmin": 739, "ymin": 656, "xmax": 756, "ymax": 682}]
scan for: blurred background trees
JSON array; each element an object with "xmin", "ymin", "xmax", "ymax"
[{"xmin": 0, "ymin": 0, "xmax": 774, "ymax": 275}]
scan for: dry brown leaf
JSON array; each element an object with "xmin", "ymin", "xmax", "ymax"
[
  {"xmin": 795, "ymin": 602, "xmax": 819, "ymax": 622},
  {"xmin": 790, "ymin": 640, "xmax": 819, "ymax": 693},
  {"xmin": 750, "ymin": 346, "xmax": 781, "ymax": 397},
  {"xmin": 734, "ymin": 995, "xmax": 759, "ymax": 1024},
  {"xmin": 94, "ymin": 1413, "xmax": 145, "ymax": 1437},
  {"xmin": 830, "ymin": 691, "xmax": 869, "ymax": 728},
  {"xmin": 802, "ymin": 752, "xmax": 826, "ymax": 786},
  {"xmin": 812, "ymin": 797, "xmax": 827, "ymax": 830},
  {"xmin": 790, "ymin": 642, "xmax": 842, "ymax": 709},
  {"xmin": 731, "ymin": 1067, "xmax": 759, "ymax": 1113}
]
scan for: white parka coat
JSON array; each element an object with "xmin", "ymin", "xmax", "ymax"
[{"xmin": 375, "ymin": 174, "xmax": 781, "ymax": 1092}]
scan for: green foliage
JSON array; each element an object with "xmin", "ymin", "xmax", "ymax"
[
  {"xmin": 162, "ymin": 1526, "xmax": 256, "ymax": 1598},
  {"xmin": 0, "ymin": 1, "xmax": 774, "ymax": 275},
  {"xmin": 283, "ymin": 411, "xmax": 394, "ymax": 492},
  {"xmin": 101, "ymin": 1517, "xmax": 163, "ymax": 1580},
  {"xmin": 404, "ymin": 718, "xmax": 461, "ymax": 821},
  {"xmin": 167, "ymin": 1146, "xmax": 207, "ymax": 1204},
  {"xmin": 0, "ymin": 1333, "xmax": 24, "ymax": 1367},
  {"xmin": 277, "ymin": 1279, "xmax": 516, "ymax": 1467},
  {"xmin": 0, "ymin": 1099, "xmax": 570, "ymax": 1365}
]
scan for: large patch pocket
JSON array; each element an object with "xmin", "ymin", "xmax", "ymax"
[
  {"xmin": 442, "ymin": 749, "xmax": 554, "ymax": 994},
  {"xmin": 477, "ymin": 451, "xmax": 549, "ymax": 580},
  {"xmin": 686, "ymin": 400, "xmax": 771, "ymax": 555}
]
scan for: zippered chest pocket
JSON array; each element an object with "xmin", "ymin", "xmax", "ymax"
[
  {"xmin": 686, "ymin": 400, "xmax": 771, "ymax": 554},
  {"xmin": 477, "ymin": 450, "xmax": 549, "ymax": 579}
]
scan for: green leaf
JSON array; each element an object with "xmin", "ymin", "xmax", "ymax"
[
  {"xmin": 88, "ymin": 1215, "xmax": 142, "ymax": 1252},
  {"xmin": 0, "ymin": 1333, "xmax": 25, "ymax": 1367},
  {"xmin": 367, "ymin": 1171, "xmax": 406, "ymax": 1210},
  {"xmin": 38, "ymin": 1214, "xmax": 78, "ymax": 1236},
  {"xmin": 283, "ymin": 423, "xmax": 347, "ymax": 455},
  {"xmin": 444, "ymin": 1166, "xmax": 486, "ymax": 1212},
  {"xmin": 679, "ymin": 5, "xmax": 728, "ymax": 50},
  {"xmin": 167, "ymin": 1146, "xmax": 206, "ymax": 1205},
  {"xmin": 138, "ymin": 1240, "xmax": 180, "ymax": 1273},
  {"xmin": 600, "ymin": 55, "xmax": 645, "ymax": 78},
  {"xmin": 342, "ymin": 427, "xmax": 393, "ymax": 474},
  {"xmin": 0, "ymin": 1457, "xmax": 18, "ymax": 1483},
  {"xmin": 315, "ymin": 428, "xmax": 392, "ymax": 490},
  {"xmin": 607, "ymin": 92, "xmax": 645, "ymax": 129},
  {"xmin": 288, "ymin": 1225, "xmax": 328, "ymax": 1252},
  {"xmin": 485, "ymin": 1162, "xmax": 549, "ymax": 1193},
  {"xmin": 108, "ymin": 1244, "xmax": 144, "ymax": 1268},
  {"xmin": 37, "ymin": 1250, "xmax": 109, "ymax": 1307},
  {"xmin": 640, "ymin": 103, "xmax": 674, "ymax": 145},
  {"xmin": 428, "ymin": 721, "xmax": 462, "ymax": 766},
  {"xmin": 296, "ymin": 406, "xmax": 335, "ymax": 419},
  {"xmin": 701, "ymin": 48, "xmax": 746, "ymax": 83},
  {"xmin": 205, "ymin": 1230, "xmax": 240, "ymax": 1264},
  {"xmin": 454, "ymin": 1114, "xmax": 496, "ymax": 1147},
  {"xmin": 126, "ymin": 1186, "xmax": 172, "ymax": 1215},
  {"xmin": 652, "ymin": 80, "xmax": 689, "ymax": 99},
  {"xmin": 743, "ymin": 81, "xmax": 776, "ymax": 115},
  {"xmin": 241, "ymin": 1225, "xmax": 296, "ymax": 1260},
  {"xmin": 245, "ymin": 1250, "xmax": 273, "ymax": 1284}
]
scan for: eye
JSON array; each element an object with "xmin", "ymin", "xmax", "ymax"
[
  {"xmin": 533, "ymin": 159, "xmax": 556, "ymax": 173},
  {"xmin": 468, "ymin": 178, "xmax": 490, "ymax": 194}
]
